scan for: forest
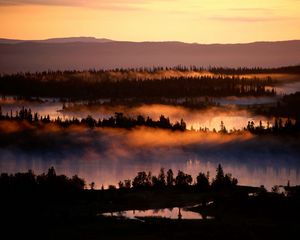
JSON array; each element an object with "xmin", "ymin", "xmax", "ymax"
[{"xmin": 0, "ymin": 67, "xmax": 278, "ymax": 100}]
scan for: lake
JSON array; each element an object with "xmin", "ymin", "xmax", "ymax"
[
  {"xmin": 100, "ymin": 207, "xmax": 211, "ymax": 220},
  {"xmin": 1, "ymin": 81, "xmax": 300, "ymax": 191}
]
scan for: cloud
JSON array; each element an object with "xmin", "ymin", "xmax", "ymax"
[
  {"xmin": 0, "ymin": 0, "xmax": 147, "ymax": 11},
  {"xmin": 227, "ymin": 7, "xmax": 273, "ymax": 13},
  {"xmin": 0, "ymin": 0, "xmax": 76, "ymax": 6},
  {"xmin": 210, "ymin": 15, "xmax": 291, "ymax": 23},
  {"xmin": 0, "ymin": 0, "xmax": 163, "ymax": 7}
]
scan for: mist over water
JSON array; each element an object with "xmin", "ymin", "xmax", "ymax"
[
  {"xmin": 0, "ymin": 126, "xmax": 299, "ymax": 190},
  {"xmin": 217, "ymin": 96, "xmax": 278, "ymax": 106},
  {"xmin": 0, "ymin": 99, "xmax": 271, "ymax": 131},
  {"xmin": 1, "ymin": 74, "xmax": 300, "ymax": 190},
  {"xmin": 276, "ymin": 81, "xmax": 300, "ymax": 95}
]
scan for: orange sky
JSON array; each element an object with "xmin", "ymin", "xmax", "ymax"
[{"xmin": 0, "ymin": 0, "xmax": 300, "ymax": 43}]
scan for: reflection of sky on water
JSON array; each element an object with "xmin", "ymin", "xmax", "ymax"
[
  {"xmin": 276, "ymin": 81, "xmax": 300, "ymax": 95},
  {"xmin": 217, "ymin": 96, "xmax": 278, "ymax": 106},
  {"xmin": 0, "ymin": 129, "xmax": 299, "ymax": 191},
  {"xmin": 102, "ymin": 208, "xmax": 205, "ymax": 220}
]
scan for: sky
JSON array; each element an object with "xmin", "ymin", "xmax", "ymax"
[{"xmin": 0, "ymin": 0, "xmax": 300, "ymax": 43}]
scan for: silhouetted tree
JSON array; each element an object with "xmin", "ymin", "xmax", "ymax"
[
  {"xmin": 196, "ymin": 172, "xmax": 210, "ymax": 190},
  {"xmin": 118, "ymin": 181, "xmax": 124, "ymax": 189},
  {"xmin": 89, "ymin": 182, "xmax": 95, "ymax": 190},
  {"xmin": 124, "ymin": 179, "xmax": 131, "ymax": 189},
  {"xmin": 132, "ymin": 171, "xmax": 151, "ymax": 188},
  {"xmin": 157, "ymin": 168, "xmax": 166, "ymax": 187},
  {"xmin": 167, "ymin": 169, "xmax": 174, "ymax": 187},
  {"xmin": 219, "ymin": 121, "xmax": 227, "ymax": 134},
  {"xmin": 212, "ymin": 164, "xmax": 237, "ymax": 190},
  {"xmin": 175, "ymin": 171, "xmax": 192, "ymax": 187}
]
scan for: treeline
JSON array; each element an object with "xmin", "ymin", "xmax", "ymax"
[
  {"xmin": 208, "ymin": 65, "xmax": 300, "ymax": 75},
  {"xmin": 0, "ymin": 167, "xmax": 85, "ymax": 194},
  {"xmin": 0, "ymin": 107, "xmax": 187, "ymax": 131},
  {"xmin": 0, "ymin": 65, "xmax": 299, "ymax": 77},
  {"xmin": 244, "ymin": 118, "xmax": 300, "ymax": 135},
  {"xmin": 0, "ymin": 72, "xmax": 276, "ymax": 100},
  {"xmin": 115, "ymin": 164, "xmax": 237, "ymax": 191},
  {"xmin": 3, "ymin": 164, "xmax": 300, "ymax": 197},
  {"xmin": 0, "ymin": 164, "xmax": 237, "ymax": 193},
  {"xmin": 1, "ymin": 107, "xmax": 300, "ymax": 134}
]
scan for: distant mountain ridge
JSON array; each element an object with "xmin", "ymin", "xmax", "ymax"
[
  {"xmin": 0, "ymin": 38, "xmax": 299, "ymax": 73},
  {"xmin": 0, "ymin": 37, "xmax": 114, "ymax": 44}
]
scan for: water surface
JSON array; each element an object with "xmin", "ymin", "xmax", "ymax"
[{"xmin": 101, "ymin": 207, "xmax": 208, "ymax": 220}]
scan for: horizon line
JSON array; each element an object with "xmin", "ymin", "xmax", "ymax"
[{"xmin": 1, "ymin": 36, "xmax": 300, "ymax": 45}]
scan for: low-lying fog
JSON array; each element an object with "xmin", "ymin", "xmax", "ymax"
[
  {"xmin": 0, "ymin": 98, "xmax": 272, "ymax": 131},
  {"xmin": 1, "ymin": 74, "xmax": 300, "ymax": 190},
  {"xmin": 0, "ymin": 124, "xmax": 299, "ymax": 190}
]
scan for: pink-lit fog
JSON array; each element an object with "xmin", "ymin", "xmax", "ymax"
[{"xmin": 0, "ymin": 122, "xmax": 299, "ymax": 190}]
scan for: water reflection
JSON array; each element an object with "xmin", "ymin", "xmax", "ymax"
[
  {"xmin": 217, "ymin": 96, "xmax": 278, "ymax": 106},
  {"xmin": 1, "ymin": 150, "xmax": 299, "ymax": 191},
  {"xmin": 276, "ymin": 81, "xmax": 300, "ymax": 95},
  {"xmin": 101, "ymin": 207, "xmax": 207, "ymax": 220}
]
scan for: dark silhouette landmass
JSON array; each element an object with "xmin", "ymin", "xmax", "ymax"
[
  {"xmin": 1, "ymin": 165, "xmax": 300, "ymax": 240},
  {"xmin": 0, "ymin": 39, "xmax": 300, "ymax": 73},
  {"xmin": 0, "ymin": 165, "xmax": 240, "ymax": 222}
]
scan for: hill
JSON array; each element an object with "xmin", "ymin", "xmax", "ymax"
[{"xmin": 0, "ymin": 39, "xmax": 299, "ymax": 73}]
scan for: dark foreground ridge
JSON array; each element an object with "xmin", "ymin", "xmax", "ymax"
[{"xmin": 1, "ymin": 165, "xmax": 300, "ymax": 239}]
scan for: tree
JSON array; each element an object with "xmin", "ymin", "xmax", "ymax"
[
  {"xmin": 196, "ymin": 172, "xmax": 210, "ymax": 190},
  {"xmin": 215, "ymin": 164, "xmax": 224, "ymax": 182},
  {"xmin": 219, "ymin": 121, "xmax": 227, "ymax": 134},
  {"xmin": 124, "ymin": 179, "xmax": 131, "ymax": 188},
  {"xmin": 157, "ymin": 168, "xmax": 166, "ymax": 187},
  {"xmin": 132, "ymin": 171, "xmax": 151, "ymax": 188},
  {"xmin": 89, "ymin": 182, "xmax": 95, "ymax": 190},
  {"xmin": 272, "ymin": 185, "xmax": 280, "ymax": 194},
  {"xmin": 167, "ymin": 169, "xmax": 174, "ymax": 186},
  {"xmin": 175, "ymin": 171, "xmax": 192, "ymax": 187},
  {"xmin": 118, "ymin": 181, "xmax": 124, "ymax": 189},
  {"xmin": 212, "ymin": 164, "xmax": 237, "ymax": 190},
  {"xmin": 47, "ymin": 166, "xmax": 56, "ymax": 178},
  {"xmin": 151, "ymin": 176, "xmax": 159, "ymax": 187},
  {"xmin": 136, "ymin": 115, "xmax": 145, "ymax": 125},
  {"xmin": 71, "ymin": 175, "xmax": 85, "ymax": 190},
  {"xmin": 108, "ymin": 185, "xmax": 116, "ymax": 190}
]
